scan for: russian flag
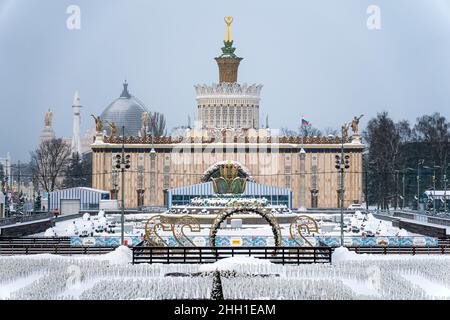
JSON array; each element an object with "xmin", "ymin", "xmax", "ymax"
[{"xmin": 301, "ymin": 117, "xmax": 310, "ymax": 126}]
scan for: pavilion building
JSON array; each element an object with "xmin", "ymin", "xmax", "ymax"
[{"xmin": 90, "ymin": 18, "xmax": 365, "ymax": 209}]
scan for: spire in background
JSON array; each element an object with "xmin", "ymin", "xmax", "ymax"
[
  {"xmin": 120, "ymin": 80, "xmax": 131, "ymax": 98},
  {"xmin": 215, "ymin": 16, "xmax": 243, "ymax": 83},
  {"xmin": 71, "ymin": 90, "xmax": 82, "ymax": 156},
  {"xmin": 73, "ymin": 90, "xmax": 81, "ymax": 106}
]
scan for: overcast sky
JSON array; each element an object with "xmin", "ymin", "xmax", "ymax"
[{"xmin": 1, "ymin": 0, "xmax": 450, "ymax": 161}]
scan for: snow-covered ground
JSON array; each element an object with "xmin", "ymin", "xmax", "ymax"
[{"xmin": 1, "ymin": 247, "xmax": 449, "ymax": 300}]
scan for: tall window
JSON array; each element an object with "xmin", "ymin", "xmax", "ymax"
[{"xmin": 216, "ymin": 109, "xmax": 220, "ymax": 127}]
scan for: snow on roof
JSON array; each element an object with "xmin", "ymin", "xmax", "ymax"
[{"xmin": 50, "ymin": 187, "xmax": 109, "ymax": 194}]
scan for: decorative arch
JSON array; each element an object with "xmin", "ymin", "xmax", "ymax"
[{"xmin": 209, "ymin": 207, "xmax": 282, "ymax": 250}]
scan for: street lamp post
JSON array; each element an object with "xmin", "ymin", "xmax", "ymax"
[
  {"xmin": 402, "ymin": 171, "xmax": 405, "ymax": 209},
  {"xmin": 365, "ymin": 163, "xmax": 369, "ymax": 211},
  {"xmin": 114, "ymin": 126, "xmax": 131, "ymax": 246},
  {"xmin": 401, "ymin": 168, "xmax": 414, "ymax": 209},
  {"xmin": 444, "ymin": 163, "xmax": 449, "ymax": 213},
  {"xmin": 394, "ymin": 170, "xmax": 400, "ymax": 210},
  {"xmin": 432, "ymin": 165, "xmax": 441, "ymax": 215},
  {"xmin": 417, "ymin": 159, "xmax": 424, "ymax": 211},
  {"xmin": 335, "ymin": 134, "xmax": 350, "ymax": 247},
  {"xmin": 362, "ymin": 150, "xmax": 369, "ymax": 211}
]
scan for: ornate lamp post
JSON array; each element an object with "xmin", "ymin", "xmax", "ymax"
[
  {"xmin": 336, "ymin": 123, "xmax": 350, "ymax": 247},
  {"xmin": 115, "ymin": 126, "xmax": 131, "ymax": 245}
]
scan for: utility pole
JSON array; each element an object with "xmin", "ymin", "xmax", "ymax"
[
  {"xmin": 402, "ymin": 170, "xmax": 406, "ymax": 209},
  {"xmin": 394, "ymin": 170, "xmax": 399, "ymax": 210},
  {"xmin": 17, "ymin": 160, "xmax": 21, "ymax": 195},
  {"xmin": 444, "ymin": 162, "xmax": 448, "ymax": 213},
  {"xmin": 365, "ymin": 163, "xmax": 369, "ymax": 211},
  {"xmin": 114, "ymin": 126, "xmax": 130, "ymax": 246},
  {"xmin": 432, "ymin": 165, "xmax": 439, "ymax": 215}
]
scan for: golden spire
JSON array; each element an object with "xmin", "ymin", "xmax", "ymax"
[{"xmin": 224, "ymin": 16, "xmax": 233, "ymax": 42}]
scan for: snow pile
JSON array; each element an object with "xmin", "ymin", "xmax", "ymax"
[
  {"xmin": 96, "ymin": 246, "xmax": 132, "ymax": 265},
  {"xmin": 96, "ymin": 216, "xmax": 107, "ymax": 230},
  {"xmin": 98, "ymin": 210, "xmax": 105, "ymax": 218},
  {"xmin": 332, "ymin": 247, "xmax": 366, "ymax": 263},
  {"xmin": 396, "ymin": 228, "xmax": 408, "ymax": 237},
  {"xmin": 199, "ymin": 256, "xmax": 273, "ymax": 273},
  {"xmin": 65, "ymin": 221, "xmax": 79, "ymax": 236},
  {"xmin": 82, "ymin": 213, "xmax": 91, "ymax": 221},
  {"xmin": 355, "ymin": 211, "xmax": 364, "ymax": 220},
  {"xmin": 44, "ymin": 228, "xmax": 57, "ymax": 237}
]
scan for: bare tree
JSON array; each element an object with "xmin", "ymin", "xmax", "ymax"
[
  {"xmin": 30, "ymin": 139, "xmax": 71, "ymax": 192},
  {"xmin": 323, "ymin": 127, "xmax": 339, "ymax": 136},
  {"xmin": 280, "ymin": 126, "xmax": 322, "ymax": 137},
  {"xmin": 364, "ymin": 112, "xmax": 408, "ymax": 209},
  {"xmin": 300, "ymin": 125, "xmax": 322, "ymax": 138},
  {"xmin": 280, "ymin": 127, "xmax": 297, "ymax": 136},
  {"xmin": 413, "ymin": 113, "xmax": 450, "ymax": 166}
]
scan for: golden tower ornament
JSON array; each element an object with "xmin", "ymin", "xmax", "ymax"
[
  {"xmin": 216, "ymin": 16, "xmax": 242, "ymax": 83},
  {"xmin": 224, "ymin": 16, "xmax": 233, "ymax": 41}
]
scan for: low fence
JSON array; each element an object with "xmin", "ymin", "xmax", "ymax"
[
  {"xmin": 0, "ymin": 236, "xmax": 114, "ymax": 255},
  {"xmin": 0, "ymin": 245, "xmax": 115, "ymax": 255},
  {"xmin": 132, "ymin": 246, "xmax": 333, "ymax": 265},
  {"xmin": 346, "ymin": 246, "xmax": 450, "ymax": 255},
  {"xmin": 393, "ymin": 210, "xmax": 450, "ymax": 227},
  {"xmin": 0, "ymin": 237, "xmax": 70, "ymax": 245},
  {"xmin": 0, "ymin": 213, "xmax": 54, "ymax": 227},
  {"xmin": 2, "ymin": 236, "xmax": 450, "ymax": 258}
]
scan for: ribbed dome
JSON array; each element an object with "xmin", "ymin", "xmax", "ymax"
[{"xmin": 100, "ymin": 82, "xmax": 149, "ymax": 136}]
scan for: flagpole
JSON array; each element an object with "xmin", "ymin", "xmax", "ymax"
[
  {"xmin": 299, "ymin": 115, "xmax": 307, "ymax": 212},
  {"xmin": 300, "ymin": 115, "xmax": 304, "ymax": 149}
]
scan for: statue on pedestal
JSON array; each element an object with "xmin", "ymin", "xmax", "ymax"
[
  {"xmin": 44, "ymin": 109, "xmax": 53, "ymax": 127},
  {"xmin": 91, "ymin": 115, "xmax": 103, "ymax": 133},
  {"xmin": 341, "ymin": 122, "xmax": 350, "ymax": 142},
  {"xmin": 107, "ymin": 121, "xmax": 117, "ymax": 137},
  {"xmin": 351, "ymin": 114, "xmax": 364, "ymax": 135}
]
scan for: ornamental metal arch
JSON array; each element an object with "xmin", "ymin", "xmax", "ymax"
[{"xmin": 209, "ymin": 207, "xmax": 282, "ymax": 253}]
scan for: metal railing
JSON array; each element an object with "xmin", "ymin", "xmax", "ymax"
[
  {"xmin": 132, "ymin": 246, "xmax": 333, "ymax": 265},
  {"xmin": 346, "ymin": 246, "xmax": 450, "ymax": 255},
  {"xmin": 0, "ymin": 213, "xmax": 54, "ymax": 227}
]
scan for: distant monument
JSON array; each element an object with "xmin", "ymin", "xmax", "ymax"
[
  {"xmin": 351, "ymin": 114, "xmax": 364, "ymax": 144},
  {"xmin": 341, "ymin": 122, "xmax": 350, "ymax": 142},
  {"xmin": 71, "ymin": 91, "xmax": 82, "ymax": 155},
  {"xmin": 91, "ymin": 114, "xmax": 104, "ymax": 143},
  {"xmin": 107, "ymin": 121, "xmax": 118, "ymax": 137},
  {"xmin": 39, "ymin": 109, "xmax": 56, "ymax": 144}
]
